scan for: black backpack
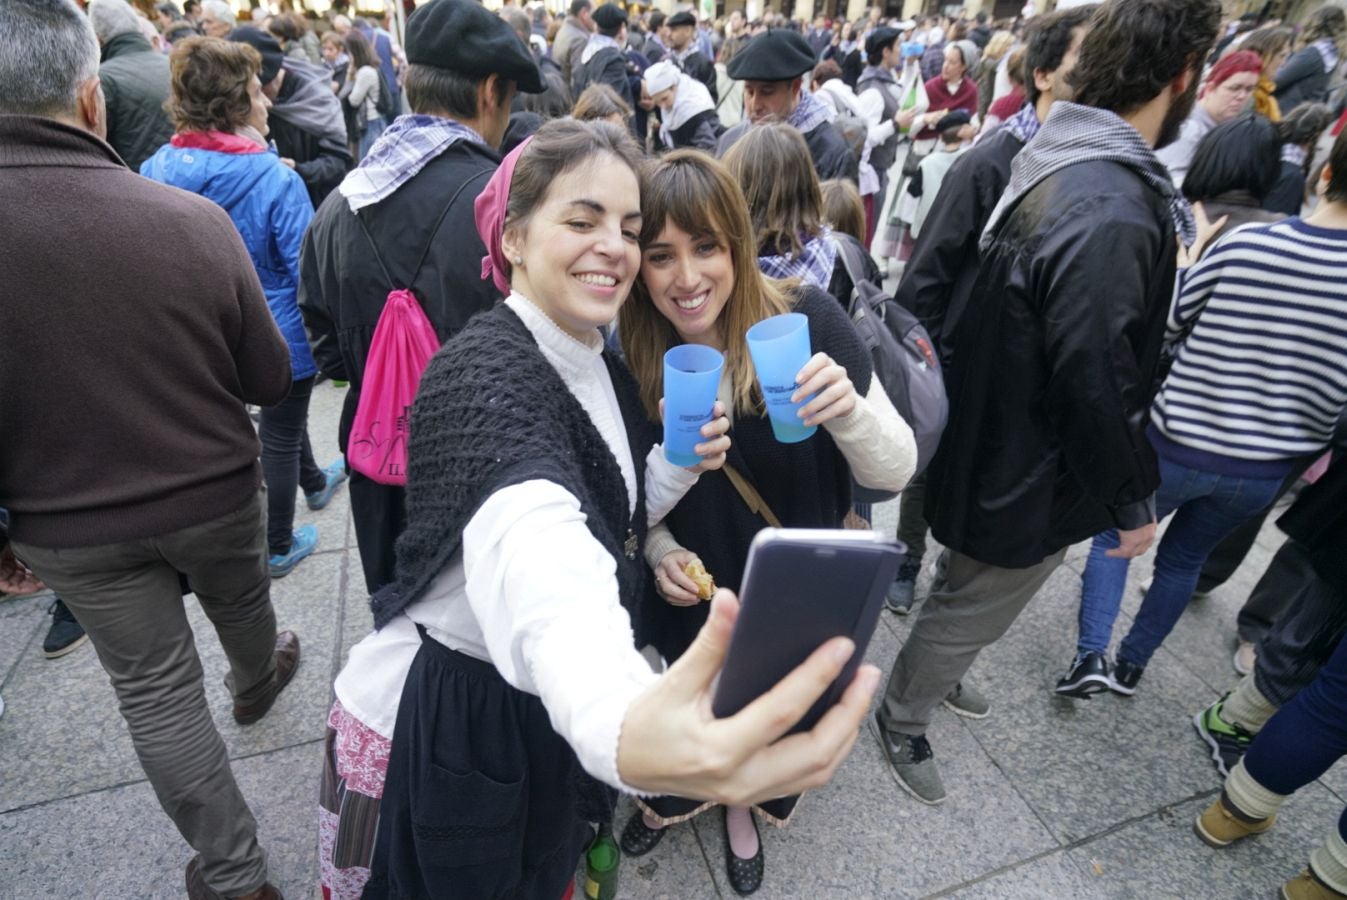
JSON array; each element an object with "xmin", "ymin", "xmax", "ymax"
[
  {"xmin": 831, "ymin": 236, "xmax": 949, "ymax": 501},
  {"xmin": 375, "ymin": 71, "xmax": 398, "ymax": 120}
]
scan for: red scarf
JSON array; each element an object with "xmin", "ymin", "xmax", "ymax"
[
  {"xmin": 170, "ymin": 130, "xmax": 266, "ymax": 154},
  {"xmin": 916, "ymin": 76, "xmax": 979, "ymax": 140}
]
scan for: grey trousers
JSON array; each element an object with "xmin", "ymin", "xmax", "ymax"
[
  {"xmin": 881, "ymin": 547, "xmax": 1068, "ymax": 735},
  {"xmin": 1253, "ymin": 539, "xmax": 1345, "ymax": 707},
  {"xmin": 13, "ymin": 490, "xmax": 276, "ymax": 897}
]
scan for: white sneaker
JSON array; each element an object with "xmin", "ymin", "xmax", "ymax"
[{"xmin": 1233, "ymin": 641, "xmax": 1256, "ymax": 676}]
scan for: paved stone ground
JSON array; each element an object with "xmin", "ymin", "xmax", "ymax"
[{"xmin": 1, "ymin": 379, "xmax": 1342, "ymax": 899}]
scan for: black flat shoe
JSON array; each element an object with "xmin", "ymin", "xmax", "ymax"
[
  {"xmin": 722, "ymin": 807, "xmax": 764, "ymax": 896},
  {"xmin": 619, "ymin": 810, "xmax": 667, "ymax": 857}
]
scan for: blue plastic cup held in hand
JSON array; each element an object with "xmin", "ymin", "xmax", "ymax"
[
  {"xmin": 663, "ymin": 344, "xmax": 724, "ymax": 468},
  {"xmin": 746, "ymin": 312, "xmax": 817, "ymax": 444}
]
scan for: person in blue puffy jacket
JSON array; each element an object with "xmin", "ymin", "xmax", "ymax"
[{"xmin": 143, "ymin": 35, "xmax": 346, "ymax": 579}]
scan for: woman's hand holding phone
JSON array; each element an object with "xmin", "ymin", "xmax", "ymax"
[{"xmin": 616, "ymin": 590, "xmax": 881, "ymax": 807}]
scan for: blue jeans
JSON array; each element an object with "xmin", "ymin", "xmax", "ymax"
[
  {"xmin": 357, "ymin": 116, "xmax": 386, "ymax": 162},
  {"xmin": 258, "ymin": 375, "xmax": 325, "ymax": 556},
  {"xmin": 1076, "ymin": 455, "xmax": 1283, "ymax": 667},
  {"xmin": 1244, "ymin": 624, "xmax": 1347, "ymax": 842}
]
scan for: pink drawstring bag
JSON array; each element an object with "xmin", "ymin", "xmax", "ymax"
[
  {"xmin": 346, "ymin": 183, "xmax": 477, "ymax": 485},
  {"xmin": 347, "ymin": 288, "xmax": 440, "ymax": 485}
]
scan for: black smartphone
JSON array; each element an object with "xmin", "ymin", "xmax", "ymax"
[{"xmin": 711, "ymin": 529, "xmax": 905, "ymax": 735}]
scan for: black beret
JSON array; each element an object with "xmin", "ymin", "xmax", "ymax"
[
  {"xmin": 865, "ymin": 26, "xmax": 901, "ymax": 57},
  {"xmin": 935, "ymin": 108, "xmax": 972, "ymax": 131},
  {"xmin": 229, "ymin": 27, "xmax": 284, "ymax": 86},
  {"xmin": 725, "ymin": 29, "xmax": 816, "ymax": 81},
  {"xmin": 405, "ymin": 0, "xmax": 544, "ymax": 93},
  {"xmin": 592, "ymin": 4, "xmax": 628, "ymax": 32},
  {"xmin": 667, "ymin": 10, "xmax": 696, "ymax": 28}
]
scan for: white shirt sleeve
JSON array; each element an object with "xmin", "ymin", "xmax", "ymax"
[
  {"xmin": 463, "ymin": 479, "xmax": 659, "ymax": 794},
  {"xmin": 644, "ymin": 445, "xmax": 700, "ymax": 527},
  {"xmin": 823, "ymin": 377, "xmax": 918, "ymax": 493}
]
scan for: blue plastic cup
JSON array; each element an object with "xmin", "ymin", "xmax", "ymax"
[
  {"xmin": 663, "ymin": 344, "xmax": 724, "ymax": 468},
  {"xmin": 745, "ymin": 313, "xmax": 817, "ymax": 444}
]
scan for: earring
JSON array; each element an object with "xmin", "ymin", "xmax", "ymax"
[{"xmin": 513, "ymin": 256, "xmax": 523, "ymax": 266}]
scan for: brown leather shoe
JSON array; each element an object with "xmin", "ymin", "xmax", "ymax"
[
  {"xmin": 185, "ymin": 855, "xmax": 284, "ymax": 900},
  {"xmin": 232, "ymin": 630, "xmax": 300, "ymax": 725}
]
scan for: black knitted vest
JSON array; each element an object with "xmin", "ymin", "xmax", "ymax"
[{"xmin": 370, "ymin": 303, "xmax": 657, "ymax": 639}]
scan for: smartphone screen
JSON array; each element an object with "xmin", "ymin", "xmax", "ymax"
[{"xmin": 711, "ymin": 529, "xmax": 905, "ymax": 735}]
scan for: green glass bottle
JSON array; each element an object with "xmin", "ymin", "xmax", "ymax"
[{"xmin": 583, "ymin": 823, "xmax": 621, "ymax": 900}]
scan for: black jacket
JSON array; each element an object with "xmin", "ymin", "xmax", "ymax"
[
  {"xmin": 1264, "ymin": 161, "xmax": 1308, "ymax": 216},
  {"xmin": 270, "ymin": 61, "xmax": 353, "ymax": 209},
  {"xmin": 926, "ymin": 160, "xmax": 1173, "ymax": 568},
  {"xmin": 665, "ymin": 109, "xmax": 723, "ymax": 152},
  {"xmin": 98, "ymin": 32, "xmax": 174, "ymax": 173},
  {"xmin": 1274, "ymin": 46, "xmax": 1334, "ymax": 113},
  {"xmin": 298, "ymin": 139, "xmax": 503, "ymax": 452},
  {"xmin": 1279, "ymin": 454, "xmax": 1347, "ymax": 595},
  {"xmin": 717, "ymin": 117, "xmax": 859, "ymax": 184},
  {"xmin": 574, "ymin": 46, "xmax": 633, "ymax": 107},
  {"xmin": 898, "ymin": 125, "xmax": 1024, "ymax": 369},
  {"xmin": 675, "ymin": 50, "xmax": 719, "ymax": 105}
]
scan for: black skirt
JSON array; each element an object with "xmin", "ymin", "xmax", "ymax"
[{"xmin": 363, "ymin": 629, "xmax": 598, "ymax": 900}]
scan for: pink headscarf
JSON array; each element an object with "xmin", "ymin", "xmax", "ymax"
[{"xmin": 475, "ymin": 136, "xmax": 535, "ymax": 296}]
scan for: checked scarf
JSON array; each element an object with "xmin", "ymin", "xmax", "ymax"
[
  {"xmin": 338, "ymin": 114, "xmax": 486, "ymax": 212},
  {"xmin": 758, "ymin": 227, "xmax": 838, "ymax": 289},
  {"xmin": 788, "ymin": 89, "xmax": 837, "ymax": 135},
  {"xmin": 981, "ymin": 101, "xmax": 1195, "ymax": 251},
  {"xmin": 1004, "ymin": 102, "xmax": 1042, "ymax": 145}
]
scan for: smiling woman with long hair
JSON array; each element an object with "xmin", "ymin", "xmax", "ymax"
[{"xmin": 617, "ymin": 150, "xmax": 914, "ymax": 896}]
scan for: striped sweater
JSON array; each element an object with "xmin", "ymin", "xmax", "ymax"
[{"xmin": 1151, "ymin": 217, "xmax": 1347, "ymax": 478}]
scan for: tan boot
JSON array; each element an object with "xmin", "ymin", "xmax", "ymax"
[
  {"xmin": 1194, "ymin": 793, "xmax": 1275, "ymax": 848},
  {"xmin": 1282, "ymin": 869, "xmax": 1347, "ymax": 900}
]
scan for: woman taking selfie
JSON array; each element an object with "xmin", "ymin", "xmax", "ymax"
[
  {"xmin": 617, "ymin": 150, "xmax": 915, "ymax": 895},
  {"xmin": 323, "ymin": 120, "xmax": 881, "ymax": 900}
]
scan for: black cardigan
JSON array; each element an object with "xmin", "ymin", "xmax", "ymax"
[
  {"xmin": 642, "ymin": 286, "xmax": 873, "ymax": 663},
  {"xmin": 371, "ymin": 304, "xmax": 659, "ymax": 642}
]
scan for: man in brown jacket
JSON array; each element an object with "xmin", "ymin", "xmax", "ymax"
[{"xmin": 0, "ymin": 2, "xmax": 298, "ymax": 897}]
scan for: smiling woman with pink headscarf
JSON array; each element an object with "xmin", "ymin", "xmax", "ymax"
[
  {"xmin": 318, "ymin": 118, "xmax": 881, "ymax": 900},
  {"xmin": 1157, "ymin": 50, "xmax": 1263, "ymax": 187}
]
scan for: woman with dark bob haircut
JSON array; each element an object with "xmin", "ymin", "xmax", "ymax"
[
  {"xmin": 142, "ymin": 37, "xmax": 344, "ymax": 580},
  {"xmin": 1182, "ymin": 113, "xmax": 1285, "ymax": 254}
]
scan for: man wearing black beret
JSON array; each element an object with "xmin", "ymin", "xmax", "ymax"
[
  {"xmin": 230, "ymin": 26, "xmax": 352, "ymax": 207},
  {"xmin": 573, "ymin": 3, "xmax": 633, "ymax": 106},
  {"xmin": 666, "ymin": 9, "xmax": 717, "ymax": 103},
  {"xmin": 716, "ymin": 29, "xmax": 858, "ymax": 183},
  {"xmin": 299, "ymin": 0, "xmax": 543, "ymax": 600}
]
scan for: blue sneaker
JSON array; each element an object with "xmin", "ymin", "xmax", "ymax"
[
  {"xmin": 269, "ymin": 525, "xmax": 319, "ymax": 579},
  {"xmin": 305, "ymin": 458, "xmax": 348, "ymax": 511}
]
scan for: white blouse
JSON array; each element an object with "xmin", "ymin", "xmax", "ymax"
[{"xmin": 334, "ymin": 293, "xmax": 699, "ymax": 792}]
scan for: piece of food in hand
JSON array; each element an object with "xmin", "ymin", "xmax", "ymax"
[{"xmin": 683, "ymin": 559, "xmax": 716, "ymax": 601}]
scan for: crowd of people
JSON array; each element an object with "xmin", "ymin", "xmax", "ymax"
[{"xmin": 1, "ymin": 0, "xmax": 1346, "ymax": 898}]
